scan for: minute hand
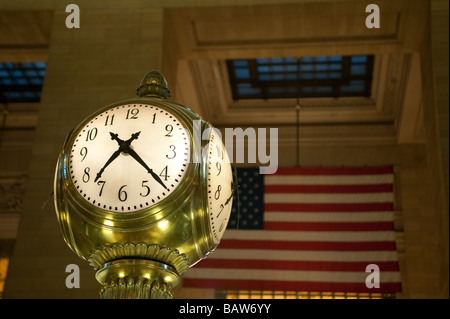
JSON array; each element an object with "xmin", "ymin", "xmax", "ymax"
[{"xmin": 126, "ymin": 148, "xmax": 168, "ymax": 190}]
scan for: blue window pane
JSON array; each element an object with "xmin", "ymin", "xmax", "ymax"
[
  {"xmin": 0, "ymin": 70, "xmax": 8, "ymax": 77},
  {"xmin": 316, "ymin": 64, "xmax": 328, "ymax": 72},
  {"xmin": 351, "ymin": 56, "xmax": 367, "ymax": 63},
  {"xmin": 233, "ymin": 60, "xmax": 248, "ymax": 67},
  {"xmin": 340, "ymin": 80, "xmax": 365, "ymax": 93},
  {"xmin": 330, "ymin": 56, "xmax": 343, "ymax": 62},
  {"xmin": 272, "ymin": 65, "xmax": 284, "ymax": 72},
  {"xmin": 3, "ymin": 63, "xmax": 13, "ymax": 69},
  {"xmin": 270, "ymin": 57, "xmax": 283, "ymax": 64},
  {"xmin": 315, "ymin": 72, "xmax": 328, "ymax": 79},
  {"xmin": 235, "ymin": 68, "xmax": 250, "ymax": 79},
  {"xmin": 12, "ymin": 70, "xmax": 23, "ymax": 77},
  {"xmin": 258, "ymin": 65, "xmax": 269, "ymax": 73},
  {"xmin": 34, "ymin": 62, "xmax": 46, "ymax": 69},
  {"xmin": 2, "ymin": 78, "xmax": 13, "ymax": 85},
  {"xmin": 285, "ymin": 57, "xmax": 297, "ymax": 63},
  {"xmin": 257, "ymin": 58, "xmax": 269, "ymax": 64},
  {"xmin": 38, "ymin": 70, "xmax": 46, "ymax": 77},
  {"xmin": 22, "ymin": 92, "xmax": 35, "ymax": 99},
  {"xmin": 301, "ymin": 57, "xmax": 313, "ymax": 63},
  {"xmin": 25, "ymin": 70, "xmax": 38, "ymax": 77},
  {"xmin": 300, "ymin": 73, "xmax": 313, "ymax": 80},
  {"xmin": 237, "ymin": 83, "xmax": 261, "ymax": 96},
  {"xmin": 301, "ymin": 87, "xmax": 314, "ymax": 94},
  {"xmin": 315, "ymin": 56, "xmax": 328, "ymax": 63},
  {"xmin": 286, "ymin": 64, "xmax": 297, "ymax": 72},
  {"xmin": 15, "ymin": 78, "xmax": 28, "ymax": 85},
  {"xmin": 330, "ymin": 63, "xmax": 342, "ymax": 71},
  {"xmin": 300, "ymin": 64, "xmax": 313, "ymax": 72},
  {"xmin": 30, "ymin": 78, "xmax": 43, "ymax": 85},
  {"xmin": 4, "ymin": 92, "xmax": 21, "ymax": 99},
  {"xmin": 351, "ymin": 64, "xmax": 366, "ymax": 75},
  {"xmin": 259, "ymin": 74, "xmax": 270, "ymax": 81},
  {"xmin": 286, "ymin": 73, "xmax": 298, "ymax": 80},
  {"xmin": 330, "ymin": 72, "xmax": 341, "ymax": 79},
  {"xmin": 271, "ymin": 73, "xmax": 284, "ymax": 81}
]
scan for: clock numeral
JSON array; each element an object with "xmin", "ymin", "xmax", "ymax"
[
  {"xmin": 140, "ymin": 180, "xmax": 150, "ymax": 197},
  {"xmin": 104, "ymin": 114, "xmax": 114, "ymax": 126},
  {"xmin": 118, "ymin": 185, "xmax": 128, "ymax": 202},
  {"xmin": 215, "ymin": 184, "xmax": 222, "ymax": 200},
  {"xmin": 80, "ymin": 147, "xmax": 88, "ymax": 162},
  {"xmin": 85, "ymin": 128, "xmax": 97, "ymax": 141},
  {"xmin": 219, "ymin": 222, "xmax": 225, "ymax": 233},
  {"xmin": 83, "ymin": 167, "xmax": 90, "ymax": 183},
  {"xmin": 166, "ymin": 145, "xmax": 176, "ymax": 159},
  {"xmin": 97, "ymin": 180, "xmax": 106, "ymax": 196},
  {"xmin": 165, "ymin": 124, "xmax": 173, "ymax": 137},
  {"xmin": 216, "ymin": 161, "xmax": 221, "ymax": 176},
  {"xmin": 216, "ymin": 204, "xmax": 224, "ymax": 219},
  {"xmin": 126, "ymin": 108, "xmax": 139, "ymax": 120},
  {"xmin": 159, "ymin": 165, "xmax": 170, "ymax": 181}
]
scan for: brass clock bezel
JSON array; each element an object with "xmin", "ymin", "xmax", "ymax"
[{"xmin": 57, "ymin": 98, "xmax": 201, "ymax": 230}]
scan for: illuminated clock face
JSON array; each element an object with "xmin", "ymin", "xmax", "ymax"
[
  {"xmin": 206, "ymin": 128, "xmax": 233, "ymax": 245},
  {"xmin": 69, "ymin": 103, "xmax": 190, "ymax": 213}
]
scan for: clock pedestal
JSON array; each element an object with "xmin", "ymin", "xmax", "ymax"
[{"xmin": 88, "ymin": 243, "xmax": 189, "ymax": 299}]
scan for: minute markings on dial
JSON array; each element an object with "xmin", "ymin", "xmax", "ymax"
[{"xmin": 70, "ymin": 104, "xmax": 190, "ymax": 212}]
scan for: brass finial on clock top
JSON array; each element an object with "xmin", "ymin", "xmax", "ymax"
[{"xmin": 54, "ymin": 71, "xmax": 234, "ymax": 299}]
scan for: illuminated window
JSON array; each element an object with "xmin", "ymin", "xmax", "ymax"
[
  {"xmin": 0, "ymin": 62, "xmax": 46, "ymax": 103},
  {"xmin": 216, "ymin": 290, "xmax": 395, "ymax": 299},
  {"xmin": 227, "ymin": 55, "xmax": 374, "ymax": 100},
  {"xmin": 0, "ymin": 258, "xmax": 9, "ymax": 298}
]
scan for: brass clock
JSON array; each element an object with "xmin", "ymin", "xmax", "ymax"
[{"xmin": 54, "ymin": 71, "xmax": 233, "ymax": 299}]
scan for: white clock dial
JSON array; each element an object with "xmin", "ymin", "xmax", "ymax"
[
  {"xmin": 207, "ymin": 129, "xmax": 233, "ymax": 245},
  {"xmin": 69, "ymin": 103, "xmax": 190, "ymax": 213}
]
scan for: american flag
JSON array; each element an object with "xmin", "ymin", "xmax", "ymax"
[{"xmin": 183, "ymin": 166, "xmax": 402, "ymax": 293}]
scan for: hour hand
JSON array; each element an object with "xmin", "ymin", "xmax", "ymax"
[
  {"xmin": 94, "ymin": 149, "xmax": 121, "ymax": 182},
  {"xmin": 126, "ymin": 148, "xmax": 168, "ymax": 190}
]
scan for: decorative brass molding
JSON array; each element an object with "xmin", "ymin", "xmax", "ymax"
[
  {"xmin": 99, "ymin": 276, "xmax": 173, "ymax": 299},
  {"xmin": 88, "ymin": 242, "xmax": 190, "ymax": 274}
]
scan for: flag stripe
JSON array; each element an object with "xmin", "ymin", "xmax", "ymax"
[
  {"xmin": 265, "ymin": 212, "xmax": 395, "ymax": 222},
  {"xmin": 185, "ymin": 268, "xmax": 401, "ymax": 284},
  {"xmin": 183, "ymin": 278, "xmax": 402, "ymax": 293},
  {"xmin": 223, "ymin": 229, "xmax": 396, "ymax": 242},
  {"xmin": 264, "ymin": 221, "xmax": 394, "ymax": 231},
  {"xmin": 265, "ymin": 184, "xmax": 393, "ymax": 193},
  {"xmin": 265, "ymin": 202, "xmax": 394, "ymax": 212},
  {"xmin": 209, "ymin": 248, "xmax": 400, "ymax": 262},
  {"xmin": 219, "ymin": 239, "xmax": 397, "ymax": 251},
  {"xmin": 265, "ymin": 174, "xmax": 394, "ymax": 185},
  {"xmin": 193, "ymin": 259, "xmax": 400, "ymax": 271},
  {"xmin": 273, "ymin": 166, "xmax": 393, "ymax": 175},
  {"xmin": 265, "ymin": 193, "xmax": 394, "ymax": 203}
]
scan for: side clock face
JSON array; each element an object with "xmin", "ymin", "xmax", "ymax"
[
  {"xmin": 207, "ymin": 129, "xmax": 233, "ymax": 245},
  {"xmin": 68, "ymin": 103, "xmax": 190, "ymax": 213}
]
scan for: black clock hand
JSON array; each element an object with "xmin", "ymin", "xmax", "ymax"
[
  {"xmin": 224, "ymin": 181, "xmax": 238, "ymax": 206},
  {"xmin": 110, "ymin": 131, "xmax": 140, "ymax": 149},
  {"xmin": 125, "ymin": 147, "xmax": 168, "ymax": 190},
  {"xmin": 94, "ymin": 148, "xmax": 121, "ymax": 182},
  {"xmin": 94, "ymin": 132, "xmax": 141, "ymax": 183}
]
